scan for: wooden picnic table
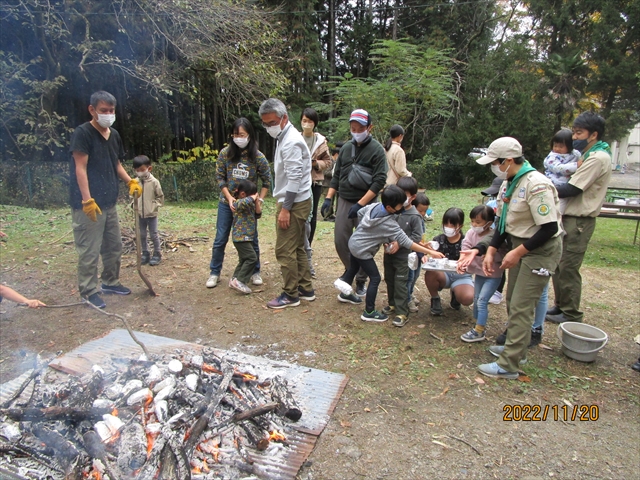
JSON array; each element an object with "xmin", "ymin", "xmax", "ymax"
[{"xmin": 598, "ymin": 202, "xmax": 640, "ymax": 244}]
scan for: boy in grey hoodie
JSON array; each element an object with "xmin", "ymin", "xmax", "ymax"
[
  {"xmin": 334, "ymin": 185, "xmax": 443, "ymax": 322},
  {"xmin": 383, "ymin": 177, "xmax": 423, "ymax": 327}
]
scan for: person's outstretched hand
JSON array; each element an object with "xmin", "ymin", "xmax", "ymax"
[{"xmin": 25, "ymin": 299, "xmax": 46, "ymax": 308}]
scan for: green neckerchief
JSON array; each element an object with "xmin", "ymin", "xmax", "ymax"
[
  {"xmin": 582, "ymin": 140, "xmax": 611, "ymax": 159},
  {"xmin": 498, "ymin": 160, "xmax": 537, "ymax": 234}
]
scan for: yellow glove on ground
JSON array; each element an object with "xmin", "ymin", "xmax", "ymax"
[
  {"xmin": 82, "ymin": 198, "xmax": 102, "ymax": 222},
  {"xmin": 128, "ymin": 179, "xmax": 143, "ymax": 197}
]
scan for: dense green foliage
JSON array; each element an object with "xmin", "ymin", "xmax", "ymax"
[{"xmin": 1, "ymin": 0, "xmax": 638, "ymax": 207}]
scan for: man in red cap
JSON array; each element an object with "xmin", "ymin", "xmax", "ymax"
[{"xmin": 321, "ymin": 109, "xmax": 388, "ymax": 304}]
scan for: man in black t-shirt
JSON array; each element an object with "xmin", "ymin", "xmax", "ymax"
[{"xmin": 69, "ymin": 91, "xmax": 142, "ymax": 308}]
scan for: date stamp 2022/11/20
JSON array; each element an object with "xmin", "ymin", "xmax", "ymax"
[{"xmin": 503, "ymin": 404, "xmax": 599, "ymax": 422}]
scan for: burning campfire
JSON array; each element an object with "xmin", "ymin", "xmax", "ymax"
[{"xmin": 0, "ymin": 346, "xmax": 306, "ymax": 479}]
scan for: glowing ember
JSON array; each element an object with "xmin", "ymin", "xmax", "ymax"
[{"xmin": 268, "ymin": 430, "xmax": 286, "ymax": 442}]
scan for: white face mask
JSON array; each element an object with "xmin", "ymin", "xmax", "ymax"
[
  {"xmin": 266, "ymin": 124, "xmax": 282, "ymax": 139},
  {"xmin": 233, "ymin": 137, "xmax": 249, "ymax": 149},
  {"xmin": 491, "ymin": 163, "xmax": 507, "ymax": 180},
  {"xmin": 351, "ymin": 130, "xmax": 369, "ymax": 144},
  {"xmin": 471, "ymin": 223, "xmax": 490, "ymax": 234},
  {"xmin": 403, "ymin": 197, "xmax": 411, "ymax": 207},
  {"xmin": 443, "ymin": 226, "xmax": 458, "ymax": 237},
  {"xmin": 97, "ymin": 114, "xmax": 115, "ymax": 128},
  {"xmin": 136, "ymin": 170, "xmax": 150, "ymax": 179},
  {"xmin": 301, "ymin": 122, "xmax": 314, "ymax": 133}
]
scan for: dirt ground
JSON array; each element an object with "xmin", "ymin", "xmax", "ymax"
[{"xmin": 1, "ymin": 211, "xmax": 639, "ymax": 479}]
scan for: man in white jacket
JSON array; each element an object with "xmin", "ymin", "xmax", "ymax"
[{"xmin": 259, "ymin": 98, "xmax": 315, "ymax": 309}]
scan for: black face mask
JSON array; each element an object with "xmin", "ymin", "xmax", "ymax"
[
  {"xmin": 393, "ymin": 207, "xmax": 405, "ymax": 215},
  {"xmin": 573, "ymin": 139, "xmax": 588, "ymax": 152}
]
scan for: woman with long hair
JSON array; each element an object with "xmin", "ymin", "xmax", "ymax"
[
  {"xmin": 206, "ymin": 118, "xmax": 272, "ymax": 289},
  {"xmin": 300, "ymin": 107, "xmax": 332, "ymax": 244}
]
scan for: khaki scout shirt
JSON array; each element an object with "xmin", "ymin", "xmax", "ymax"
[
  {"xmin": 564, "ymin": 149, "xmax": 611, "ymax": 217},
  {"xmin": 497, "ymin": 170, "xmax": 560, "ymax": 239}
]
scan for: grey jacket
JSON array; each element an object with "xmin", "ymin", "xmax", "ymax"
[
  {"xmin": 393, "ymin": 206, "xmax": 424, "ymax": 259},
  {"xmin": 348, "ymin": 203, "xmax": 413, "ymax": 260}
]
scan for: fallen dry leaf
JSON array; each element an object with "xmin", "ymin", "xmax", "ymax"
[
  {"xmin": 364, "ymin": 407, "xmax": 371, "ymax": 412},
  {"xmin": 417, "ymin": 324, "xmax": 426, "ymax": 328},
  {"xmin": 339, "ymin": 419, "xmax": 352, "ymax": 428},
  {"xmin": 302, "ymin": 309, "xmax": 308, "ymax": 313},
  {"xmin": 448, "ymin": 373, "xmax": 460, "ymax": 380},
  {"xmin": 227, "ymin": 330, "xmax": 234, "ymax": 334},
  {"xmin": 517, "ymin": 374, "xmax": 531, "ymax": 383},
  {"xmin": 430, "ymin": 386, "xmax": 449, "ymax": 399},
  {"xmin": 474, "ymin": 377, "xmax": 485, "ymax": 385},
  {"xmin": 538, "ymin": 343, "xmax": 553, "ymax": 350}
]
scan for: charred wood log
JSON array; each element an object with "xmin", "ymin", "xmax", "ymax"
[
  {"xmin": 82, "ymin": 431, "xmax": 119, "ymax": 480},
  {"xmin": 1, "ymin": 407, "xmax": 112, "ymax": 422},
  {"xmin": 30, "ymin": 424, "xmax": 88, "ymax": 478},
  {"xmin": 270, "ymin": 376, "xmax": 302, "ymax": 421},
  {"xmin": 238, "ymin": 421, "xmax": 270, "ymax": 451},
  {"xmin": 231, "ymin": 402, "xmax": 279, "ymax": 423},
  {"xmin": 158, "ymin": 438, "xmax": 191, "ymax": 480},
  {"xmin": 184, "ymin": 366, "xmax": 234, "ymax": 455}
]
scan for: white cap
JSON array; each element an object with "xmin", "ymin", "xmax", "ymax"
[{"xmin": 476, "ymin": 137, "xmax": 523, "ymax": 165}]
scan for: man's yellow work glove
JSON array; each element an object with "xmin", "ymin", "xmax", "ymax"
[
  {"xmin": 128, "ymin": 178, "xmax": 142, "ymax": 198},
  {"xmin": 82, "ymin": 198, "xmax": 102, "ymax": 222}
]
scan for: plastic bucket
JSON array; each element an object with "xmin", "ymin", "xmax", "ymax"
[{"xmin": 556, "ymin": 322, "xmax": 608, "ymax": 362}]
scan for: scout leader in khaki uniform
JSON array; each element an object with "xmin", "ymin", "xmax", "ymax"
[
  {"xmin": 460, "ymin": 137, "xmax": 562, "ymax": 379},
  {"xmin": 545, "ymin": 112, "xmax": 612, "ymax": 325}
]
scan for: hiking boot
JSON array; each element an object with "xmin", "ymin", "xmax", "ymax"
[
  {"xmin": 488, "ymin": 345, "xmax": 527, "ymax": 365},
  {"xmin": 361, "ymin": 310, "xmax": 389, "ymax": 323},
  {"xmin": 355, "ymin": 282, "xmax": 366, "ymax": 297},
  {"xmin": 408, "ymin": 299, "xmax": 419, "ymax": 312},
  {"xmin": 141, "ymin": 251, "xmax": 150, "ymax": 265},
  {"xmin": 267, "ymin": 292, "xmax": 300, "ymax": 309},
  {"xmin": 461, "ymin": 328, "xmax": 485, "ymax": 343},
  {"xmin": 392, "ymin": 315, "xmax": 408, "ymax": 327},
  {"xmin": 229, "ymin": 277, "xmax": 251, "ymax": 294},
  {"xmin": 382, "ymin": 305, "xmax": 395, "ymax": 315},
  {"xmin": 529, "ymin": 328, "xmax": 542, "ymax": 347},
  {"xmin": 149, "ymin": 252, "xmax": 161, "ymax": 266},
  {"xmin": 338, "ymin": 293, "xmax": 362, "ymax": 304},
  {"xmin": 334, "ymin": 278, "xmax": 353, "ymax": 296},
  {"xmin": 84, "ymin": 292, "xmax": 106, "ymax": 309},
  {"xmin": 298, "ymin": 286, "xmax": 316, "ymax": 301},
  {"xmin": 251, "ymin": 273, "xmax": 263, "ymax": 285},
  {"xmin": 450, "ymin": 291, "xmax": 461, "ymax": 310},
  {"xmin": 496, "ymin": 328, "xmax": 508, "ymax": 345},
  {"xmin": 477, "ymin": 362, "xmax": 519, "ymax": 380},
  {"xmin": 489, "ymin": 291, "xmax": 503, "ymax": 305},
  {"xmin": 545, "ymin": 312, "xmax": 571, "ymax": 324},
  {"xmin": 101, "ymin": 284, "xmax": 131, "ymax": 295},
  {"xmin": 206, "ymin": 274, "xmax": 219, "ymax": 288},
  {"xmin": 430, "ymin": 297, "xmax": 443, "ymax": 316},
  {"xmin": 546, "ymin": 305, "xmax": 562, "ymax": 316}
]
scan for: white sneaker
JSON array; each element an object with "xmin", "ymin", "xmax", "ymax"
[
  {"xmin": 206, "ymin": 274, "xmax": 219, "ymax": 288},
  {"xmin": 229, "ymin": 277, "xmax": 252, "ymax": 294},
  {"xmin": 408, "ymin": 300, "xmax": 419, "ymax": 313},
  {"xmin": 489, "ymin": 291, "xmax": 503, "ymax": 305},
  {"xmin": 251, "ymin": 273, "xmax": 263, "ymax": 285},
  {"xmin": 334, "ymin": 278, "xmax": 353, "ymax": 296}
]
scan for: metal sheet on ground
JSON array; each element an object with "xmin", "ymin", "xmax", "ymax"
[{"xmin": 48, "ymin": 329, "xmax": 348, "ymax": 479}]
